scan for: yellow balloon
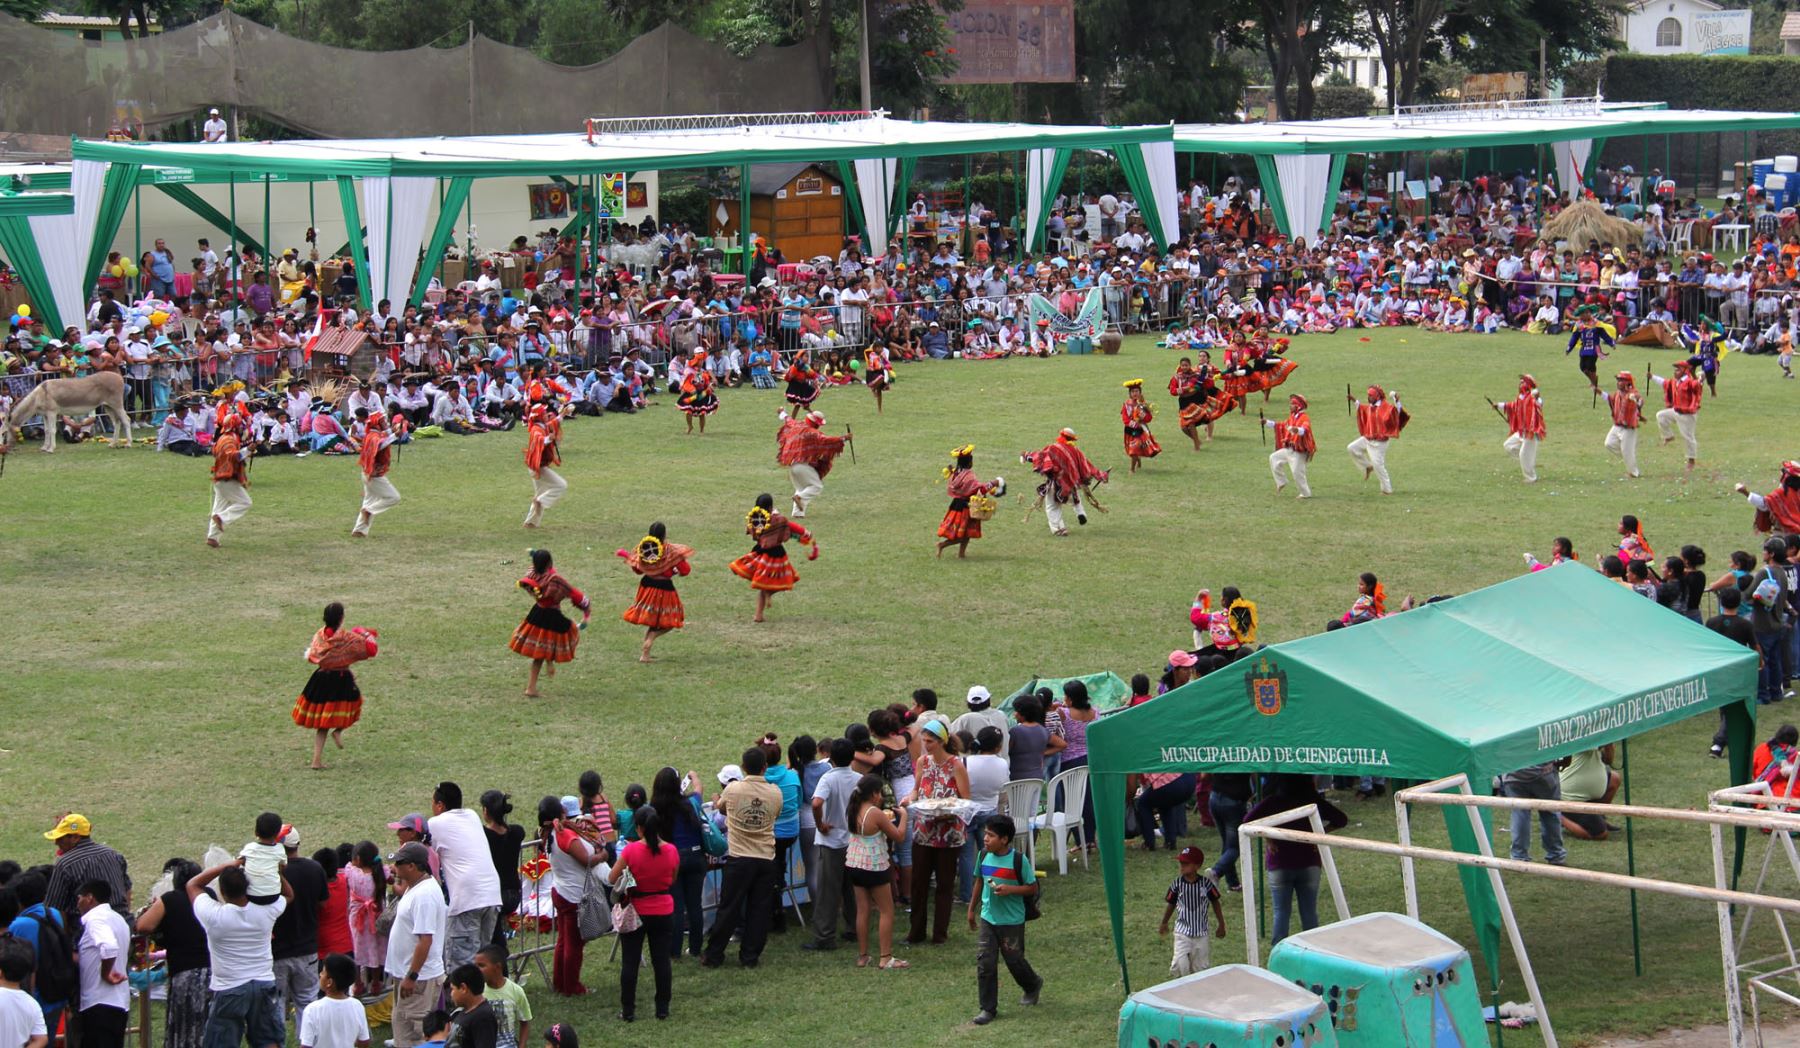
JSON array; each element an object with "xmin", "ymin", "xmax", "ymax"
[
  {"xmin": 123, "ymin": 261, "xmax": 139, "ymax": 277},
  {"xmin": 150, "ymin": 310, "xmax": 170, "ymax": 327},
  {"xmin": 16, "ymin": 304, "xmax": 28, "ymax": 317},
  {"xmin": 110, "ymin": 264, "xmax": 123, "ymax": 277}
]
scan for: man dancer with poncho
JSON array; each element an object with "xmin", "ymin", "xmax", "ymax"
[
  {"xmin": 775, "ymin": 409, "xmax": 850, "ymax": 519},
  {"xmin": 1021, "ymin": 428, "xmax": 1107, "ymax": 537}
]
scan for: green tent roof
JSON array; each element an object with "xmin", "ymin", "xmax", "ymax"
[
  {"xmin": 1087, "ymin": 561, "xmax": 1759, "ymax": 994},
  {"xmin": 1088, "ymin": 562, "xmax": 1756, "ymax": 783}
]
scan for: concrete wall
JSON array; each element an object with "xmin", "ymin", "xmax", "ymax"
[{"xmin": 102, "ymin": 171, "xmax": 660, "ymax": 270}]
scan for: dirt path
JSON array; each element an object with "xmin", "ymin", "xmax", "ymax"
[{"xmin": 1593, "ymin": 1020, "xmax": 1800, "ymax": 1047}]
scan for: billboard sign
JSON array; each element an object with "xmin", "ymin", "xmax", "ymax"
[
  {"xmin": 939, "ymin": 2, "xmax": 1076, "ymax": 84},
  {"xmin": 1692, "ymin": 10, "xmax": 1752, "ymax": 55}
]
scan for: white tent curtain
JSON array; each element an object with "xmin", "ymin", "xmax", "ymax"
[
  {"xmin": 361, "ymin": 175, "xmax": 435, "ymax": 310},
  {"xmin": 1025, "ymin": 148, "xmax": 1058, "ymax": 253},
  {"xmin": 1551, "ymin": 139, "xmax": 1593, "ymax": 196},
  {"xmin": 851, "ymin": 157, "xmax": 897, "ymax": 256},
  {"xmin": 35, "ymin": 158, "xmax": 104, "ymax": 330},
  {"xmin": 1272, "ymin": 154, "xmax": 1335, "ymax": 242},
  {"xmin": 1137, "ymin": 141, "xmax": 1180, "ymax": 248}
]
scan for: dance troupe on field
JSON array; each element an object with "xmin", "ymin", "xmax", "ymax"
[{"xmin": 167, "ymin": 300, "xmax": 1800, "ymax": 767}]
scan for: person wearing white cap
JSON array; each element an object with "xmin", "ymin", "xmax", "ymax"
[
  {"xmin": 203, "ymin": 108, "xmax": 229, "ymax": 144},
  {"xmin": 950, "ymin": 685, "xmax": 1011, "ymax": 758}
]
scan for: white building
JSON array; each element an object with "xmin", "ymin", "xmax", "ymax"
[
  {"xmin": 1614, "ymin": 0, "xmax": 1752, "ymax": 55},
  {"xmin": 1322, "ymin": 42, "xmax": 1387, "ymax": 94}
]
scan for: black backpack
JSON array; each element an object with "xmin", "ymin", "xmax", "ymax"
[
  {"xmin": 1011, "ymin": 852, "xmax": 1041, "ymax": 921},
  {"xmin": 22, "ymin": 910, "xmax": 80, "ymax": 1006}
]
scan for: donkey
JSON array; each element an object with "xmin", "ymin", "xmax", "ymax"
[{"xmin": 1, "ymin": 371, "xmax": 134, "ymax": 452}]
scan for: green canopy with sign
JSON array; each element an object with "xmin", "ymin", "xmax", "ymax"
[{"xmin": 1087, "ymin": 562, "xmax": 1759, "ymax": 993}]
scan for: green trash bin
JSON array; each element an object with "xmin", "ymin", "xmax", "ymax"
[
  {"xmin": 1265, "ymin": 912, "xmax": 1486, "ymax": 1047},
  {"xmin": 1066, "ymin": 336, "xmax": 1094, "ymax": 354},
  {"xmin": 1118, "ymin": 964, "xmax": 1338, "ymax": 1048}
]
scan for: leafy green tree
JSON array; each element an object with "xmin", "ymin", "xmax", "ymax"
[
  {"xmin": 1074, "ymin": 0, "xmax": 1245, "ymax": 123},
  {"xmin": 1442, "ymin": 0, "xmax": 1626, "ymax": 94}
]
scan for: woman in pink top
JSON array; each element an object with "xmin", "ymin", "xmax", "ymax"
[{"xmin": 609, "ymin": 804, "xmax": 679, "ymax": 1022}]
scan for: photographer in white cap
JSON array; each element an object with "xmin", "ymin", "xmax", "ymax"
[
  {"xmin": 950, "ymin": 686, "xmax": 1010, "ymax": 758},
  {"xmin": 203, "ymin": 108, "xmax": 229, "ymax": 144}
]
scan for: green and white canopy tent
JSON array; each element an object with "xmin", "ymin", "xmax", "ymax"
[
  {"xmin": 1176, "ymin": 101, "xmax": 1800, "ymax": 239},
  {"xmin": 12, "ymin": 116, "xmax": 1178, "ymax": 334},
  {"xmin": 1086, "ymin": 562, "xmax": 1759, "ymax": 994},
  {"xmin": 0, "ymin": 185, "xmax": 74, "ymax": 328}
]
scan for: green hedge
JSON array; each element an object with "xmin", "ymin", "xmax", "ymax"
[{"xmin": 1597, "ymin": 54, "xmax": 1800, "ymax": 190}]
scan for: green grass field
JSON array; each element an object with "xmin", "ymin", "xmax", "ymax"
[{"xmin": 1, "ymin": 328, "xmax": 1794, "ymax": 1046}]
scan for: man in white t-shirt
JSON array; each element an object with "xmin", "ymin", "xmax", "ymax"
[
  {"xmin": 426, "ymin": 781, "xmax": 502, "ymax": 973},
  {"xmin": 203, "ymin": 108, "xmax": 229, "ymax": 143},
  {"xmin": 1098, "ymin": 193, "xmax": 1121, "ymax": 240},
  {"xmin": 74, "ymin": 882, "xmax": 132, "ymax": 1048},
  {"xmin": 0, "ymin": 938, "xmax": 47, "ymax": 1048},
  {"xmin": 385, "ymin": 842, "xmax": 448, "ymax": 1048},
  {"xmin": 189, "ymin": 859, "xmax": 289, "ymax": 1048}
]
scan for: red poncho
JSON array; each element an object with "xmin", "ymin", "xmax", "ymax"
[
  {"xmin": 307, "ymin": 626, "xmax": 379, "ymax": 670},
  {"xmin": 776, "ymin": 419, "xmax": 847, "ymax": 476},
  {"xmin": 1025, "ymin": 437, "xmax": 1104, "ymax": 500},
  {"xmin": 1505, "ymin": 394, "xmax": 1546, "ymax": 439}
]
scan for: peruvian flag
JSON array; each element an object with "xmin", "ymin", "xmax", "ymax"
[{"xmin": 302, "ymin": 309, "xmax": 329, "ymax": 361}]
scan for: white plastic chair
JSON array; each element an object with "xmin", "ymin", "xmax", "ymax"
[
  {"xmin": 1670, "ymin": 219, "xmax": 1694, "ymax": 253},
  {"xmin": 1001, "ymin": 779, "xmax": 1045, "ymax": 868},
  {"xmin": 1031, "ymin": 766, "xmax": 1089, "ymax": 875}
]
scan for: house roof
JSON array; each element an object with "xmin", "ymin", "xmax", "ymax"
[
  {"xmin": 1783, "ymin": 10, "xmax": 1800, "ymax": 38},
  {"xmin": 747, "ymin": 163, "xmax": 827, "ymax": 196}
]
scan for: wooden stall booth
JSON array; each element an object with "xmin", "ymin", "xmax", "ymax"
[{"xmin": 712, "ymin": 164, "xmax": 846, "ymax": 263}]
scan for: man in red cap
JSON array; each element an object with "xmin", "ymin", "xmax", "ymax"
[
  {"xmin": 1264, "ymin": 394, "xmax": 1314, "ymax": 499},
  {"xmin": 775, "ymin": 408, "xmax": 849, "ymax": 518},
  {"xmin": 1603, "ymin": 370, "xmax": 1644, "ymax": 479},
  {"xmin": 522, "ymin": 404, "xmax": 564, "ymax": 528},
  {"xmin": 1022, "ymin": 427, "xmax": 1106, "ymax": 535},
  {"xmin": 1501, "ymin": 374, "xmax": 1545, "ymax": 483},
  {"xmin": 1345, "ymin": 384, "xmax": 1407, "ymax": 495},
  {"xmin": 352, "ymin": 410, "xmax": 404, "ymax": 538},
  {"xmin": 1652, "ymin": 358, "xmax": 1703, "ymax": 470},
  {"xmin": 1736, "ymin": 461, "xmax": 1800, "ymax": 535},
  {"xmin": 206, "ymin": 412, "xmax": 254, "ymax": 547}
]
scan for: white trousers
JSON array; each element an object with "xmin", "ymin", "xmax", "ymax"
[
  {"xmin": 1656, "ymin": 408, "xmax": 1698, "ymax": 461},
  {"xmin": 1171, "ymin": 931, "xmax": 1213, "ymax": 977},
  {"xmin": 1044, "ymin": 490, "xmax": 1086, "ymax": 533},
  {"xmin": 1346, "ymin": 436, "xmax": 1392, "ymax": 493},
  {"xmin": 1604, "ymin": 424, "xmax": 1640, "ymax": 477},
  {"xmin": 1503, "ymin": 433, "xmax": 1539, "ymax": 482},
  {"xmin": 355, "ymin": 475, "xmax": 402, "ymax": 534},
  {"xmin": 1269, "ymin": 448, "xmax": 1311, "ymax": 497},
  {"xmin": 789, "ymin": 463, "xmax": 823, "ymax": 516},
  {"xmin": 525, "ymin": 467, "xmax": 567, "ymax": 526},
  {"xmin": 208, "ymin": 480, "xmax": 252, "ymax": 541}
]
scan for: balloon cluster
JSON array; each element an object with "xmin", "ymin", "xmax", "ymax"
[
  {"xmin": 108, "ymin": 260, "xmax": 140, "ymax": 278},
  {"xmin": 10, "ymin": 303, "xmax": 29, "ymax": 327}
]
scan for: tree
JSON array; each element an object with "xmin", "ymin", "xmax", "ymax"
[
  {"xmin": 704, "ymin": 0, "xmax": 956, "ymax": 113},
  {"xmin": 1361, "ymin": 0, "xmax": 1449, "ymax": 110},
  {"xmin": 1075, "ymin": 0, "xmax": 1246, "ymax": 124},
  {"xmin": 1442, "ymin": 0, "xmax": 1627, "ymax": 95},
  {"xmin": 1252, "ymin": 0, "xmax": 1358, "ymax": 119}
]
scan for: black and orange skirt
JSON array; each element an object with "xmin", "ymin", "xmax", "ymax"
[
  {"xmin": 1181, "ymin": 393, "xmax": 1237, "ymax": 427},
  {"xmin": 785, "ymin": 380, "xmax": 819, "ymax": 408},
  {"xmin": 623, "ymin": 576, "xmax": 685, "ymax": 630},
  {"xmin": 677, "ymin": 392, "xmax": 719, "ymax": 417},
  {"xmin": 938, "ymin": 497, "xmax": 981, "ymax": 542},
  {"xmin": 865, "ymin": 369, "xmax": 891, "ymax": 391},
  {"xmin": 510, "ymin": 603, "xmax": 581, "ymax": 662},
  {"xmin": 1224, "ymin": 356, "xmax": 1296, "ymax": 397},
  {"xmin": 729, "ymin": 544, "xmax": 798, "ymax": 591},
  {"xmin": 292, "ymin": 668, "xmax": 363, "ymax": 730},
  {"xmin": 1124, "ymin": 426, "xmax": 1161, "ymax": 459}
]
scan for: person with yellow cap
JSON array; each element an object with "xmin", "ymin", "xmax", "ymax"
[
  {"xmin": 1120, "ymin": 380, "xmax": 1161, "ymax": 473},
  {"xmin": 43, "ymin": 814, "xmax": 131, "ymax": 920}
]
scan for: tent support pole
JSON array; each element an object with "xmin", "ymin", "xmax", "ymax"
[
  {"xmin": 739, "ymin": 164, "xmax": 752, "ymax": 278},
  {"xmin": 229, "ymin": 174, "xmax": 238, "ymax": 289},
  {"xmin": 963, "ymin": 155, "xmax": 972, "ymax": 256},
  {"xmin": 1625, "ymin": 738, "xmax": 1643, "ymax": 977},
  {"xmin": 308, "ymin": 181, "xmax": 315, "ymax": 247},
  {"xmin": 262, "ymin": 175, "xmax": 271, "ymax": 284},
  {"xmin": 133, "ymin": 184, "xmax": 141, "ymax": 276}
]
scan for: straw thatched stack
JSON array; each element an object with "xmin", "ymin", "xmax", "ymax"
[{"xmin": 1538, "ymin": 200, "xmax": 1643, "ymax": 250}]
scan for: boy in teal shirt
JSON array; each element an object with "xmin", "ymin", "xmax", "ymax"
[{"xmin": 966, "ymin": 815, "xmax": 1041, "ymax": 1025}]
